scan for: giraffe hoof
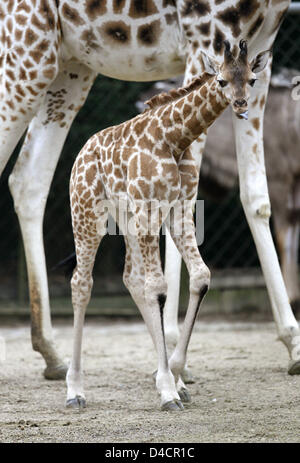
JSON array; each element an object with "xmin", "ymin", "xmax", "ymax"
[
  {"xmin": 178, "ymin": 387, "xmax": 191, "ymax": 403},
  {"xmin": 66, "ymin": 395, "xmax": 86, "ymax": 409},
  {"xmin": 161, "ymin": 399, "xmax": 184, "ymax": 411},
  {"xmin": 44, "ymin": 363, "xmax": 68, "ymax": 380},
  {"xmin": 288, "ymin": 360, "xmax": 300, "ymax": 376},
  {"xmin": 181, "ymin": 367, "xmax": 195, "ymax": 384}
]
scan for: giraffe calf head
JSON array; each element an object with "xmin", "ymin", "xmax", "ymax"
[{"xmin": 201, "ymin": 40, "xmax": 271, "ymax": 120}]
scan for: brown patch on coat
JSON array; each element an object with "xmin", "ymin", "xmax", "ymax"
[
  {"xmin": 181, "ymin": 0, "xmax": 211, "ymax": 17},
  {"xmin": 165, "ymin": 129, "xmax": 181, "ymax": 146},
  {"xmin": 138, "ymin": 179, "xmax": 151, "ymax": 198},
  {"xmin": 16, "ymin": 1, "xmax": 31, "ymax": 13},
  {"xmin": 6, "ymin": 18, "xmax": 13, "ymax": 33},
  {"xmin": 213, "ymin": 26, "xmax": 225, "ymax": 55},
  {"xmin": 102, "ymin": 21, "xmax": 131, "ymax": 45},
  {"xmin": 15, "ymin": 14, "xmax": 27, "ymax": 26},
  {"xmin": 137, "ymin": 20, "xmax": 161, "ymax": 46},
  {"xmin": 24, "ymin": 29, "xmax": 39, "ymax": 46},
  {"xmin": 129, "ymin": 155, "xmax": 138, "ymax": 179},
  {"xmin": 140, "ymin": 153, "xmax": 158, "ymax": 179},
  {"xmin": 85, "ymin": 0, "xmax": 107, "ymax": 20},
  {"xmin": 148, "ymin": 120, "xmax": 163, "ymax": 140},
  {"xmin": 165, "ymin": 12, "xmax": 178, "ymax": 25},
  {"xmin": 197, "ymin": 21, "xmax": 211, "ymax": 35},
  {"xmin": 134, "ymin": 119, "xmax": 148, "ymax": 137},
  {"xmin": 62, "ymin": 3, "xmax": 84, "ymax": 25},
  {"xmin": 81, "ymin": 29, "xmax": 100, "ymax": 50},
  {"xmin": 85, "ymin": 165, "xmax": 97, "ymax": 186},
  {"xmin": 113, "ymin": 0, "xmax": 126, "ymax": 14},
  {"xmin": 39, "ymin": 0, "xmax": 56, "ymax": 30},
  {"xmin": 247, "ymin": 13, "xmax": 264, "ymax": 38},
  {"xmin": 251, "ymin": 117, "xmax": 260, "ymax": 130},
  {"xmin": 139, "ymin": 134, "xmax": 155, "ymax": 151},
  {"xmin": 153, "ymin": 179, "xmax": 168, "ymax": 198},
  {"xmin": 129, "ymin": 0, "xmax": 158, "ymax": 18},
  {"xmin": 217, "ymin": 0, "xmax": 260, "ymax": 38},
  {"xmin": 163, "ymin": 0, "xmax": 176, "ymax": 6},
  {"xmin": 14, "ymin": 29, "xmax": 23, "ymax": 41},
  {"xmin": 161, "ymin": 162, "xmax": 178, "ymax": 179},
  {"xmin": 260, "ymin": 95, "xmax": 266, "ymax": 109}
]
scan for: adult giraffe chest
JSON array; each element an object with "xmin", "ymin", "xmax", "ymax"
[
  {"xmin": 57, "ymin": 0, "xmax": 285, "ymax": 82},
  {"xmin": 58, "ymin": 0, "xmax": 186, "ymax": 81}
]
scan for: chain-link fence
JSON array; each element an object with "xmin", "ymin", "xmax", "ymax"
[{"xmin": 0, "ymin": 3, "xmax": 299, "ymax": 309}]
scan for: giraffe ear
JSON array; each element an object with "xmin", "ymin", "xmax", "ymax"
[
  {"xmin": 250, "ymin": 50, "xmax": 272, "ymax": 73},
  {"xmin": 200, "ymin": 51, "xmax": 219, "ymax": 75}
]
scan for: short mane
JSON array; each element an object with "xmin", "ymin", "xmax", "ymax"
[{"xmin": 145, "ymin": 72, "xmax": 213, "ymax": 110}]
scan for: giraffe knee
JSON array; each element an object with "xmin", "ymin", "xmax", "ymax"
[
  {"xmin": 189, "ymin": 265, "xmax": 210, "ymax": 295},
  {"xmin": 240, "ymin": 191, "xmax": 271, "ymax": 220},
  {"xmin": 9, "ymin": 170, "xmax": 47, "ymax": 220},
  {"xmin": 71, "ymin": 271, "xmax": 93, "ymax": 307},
  {"xmin": 146, "ymin": 276, "xmax": 167, "ymax": 297},
  {"xmin": 123, "ymin": 270, "xmax": 142, "ymax": 294}
]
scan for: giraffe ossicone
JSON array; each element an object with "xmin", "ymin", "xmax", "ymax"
[{"xmin": 67, "ymin": 40, "xmax": 270, "ymax": 411}]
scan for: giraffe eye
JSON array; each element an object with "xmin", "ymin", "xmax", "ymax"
[
  {"xmin": 218, "ymin": 79, "xmax": 228, "ymax": 88},
  {"xmin": 249, "ymin": 78, "xmax": 257, "ymax": 87}
]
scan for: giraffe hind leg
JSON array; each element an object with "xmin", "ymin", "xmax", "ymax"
[
  {"xmin": 66, "ymin": 218, "xmax": 106, "ymax": 409},
  {"xmin": 8, "ymin": 64, "xmax": 96, "ymax": 379}
]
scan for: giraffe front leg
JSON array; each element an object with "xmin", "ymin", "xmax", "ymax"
[
  {"xmin": 8, "ymin": 63, "xmax": 96, "ymax": 379},
  {"xmin": 136, "ymin": 230, "xmax": 183, "ymax": 411},
  {"xmin": 164, "ymin": 136, "xmax": 206, "ymax": 385},
  {"xmin": 279, "ymin": 222, "xmax": 300, "ymax": 318},
  {"xmin": 270, "ymin": 180, "xmax": 300, "ymax": 318},
  {"xmin": 232, "ymin": 67, "xmax": 300, "ymax": 375},
  {"xmin": 166, "ymin": 207, "xmax": 210, "ymax": 400}
]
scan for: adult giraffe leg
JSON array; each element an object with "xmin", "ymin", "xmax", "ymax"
[
  {"xmin": 276, "ymin": 221, "xmax": 300, "ymax": 317},
  {"xmin": 0, "ymin": 0, "xmax": 61, "ymax": 175},
  {"xmin": 232, "ymin": 65, "xmax": 300, "ymax": 375},
  {"xmin": 270, "ymin": 180, "xmax": 300, "ymax": 317},
  {"xmin": 9, "ymin": 63, "xmax": 96, "ymax": 379}
]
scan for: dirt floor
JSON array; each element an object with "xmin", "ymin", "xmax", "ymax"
[{"xmin": 1, "ymin": 317, "xmax": 300, "ymax": 443}]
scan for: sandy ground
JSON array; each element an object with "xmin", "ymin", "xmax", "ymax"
[{"xmin": 1, "ymin": 317, "xmax": 300, "ymax": 443}]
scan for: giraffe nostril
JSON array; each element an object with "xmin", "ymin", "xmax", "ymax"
[{"xmin": 234, "ymin": 99, "xmax": 247, "ymax": 107}]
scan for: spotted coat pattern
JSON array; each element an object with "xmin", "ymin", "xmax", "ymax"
[{"xmin": 68, "ymin": 46, "xmax": 263, "ymax": 409}]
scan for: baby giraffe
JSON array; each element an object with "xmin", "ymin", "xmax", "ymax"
[{"xmin": 67, "ymin": 40, "xmax": 270, "ymax": 412}]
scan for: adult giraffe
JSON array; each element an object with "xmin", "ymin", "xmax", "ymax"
[{"xmin": 0, "ymin": 0, "xmax": 299, "ymax": 379}]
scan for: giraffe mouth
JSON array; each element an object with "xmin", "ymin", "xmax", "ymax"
[{"xmin": 236, "ymin": 110, "xmax": 248, "ymax": 120}]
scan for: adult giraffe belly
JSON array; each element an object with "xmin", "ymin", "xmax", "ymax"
[{"xmin": 59, "ymin": 2, "xmax": 186, "ymax": 81}]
